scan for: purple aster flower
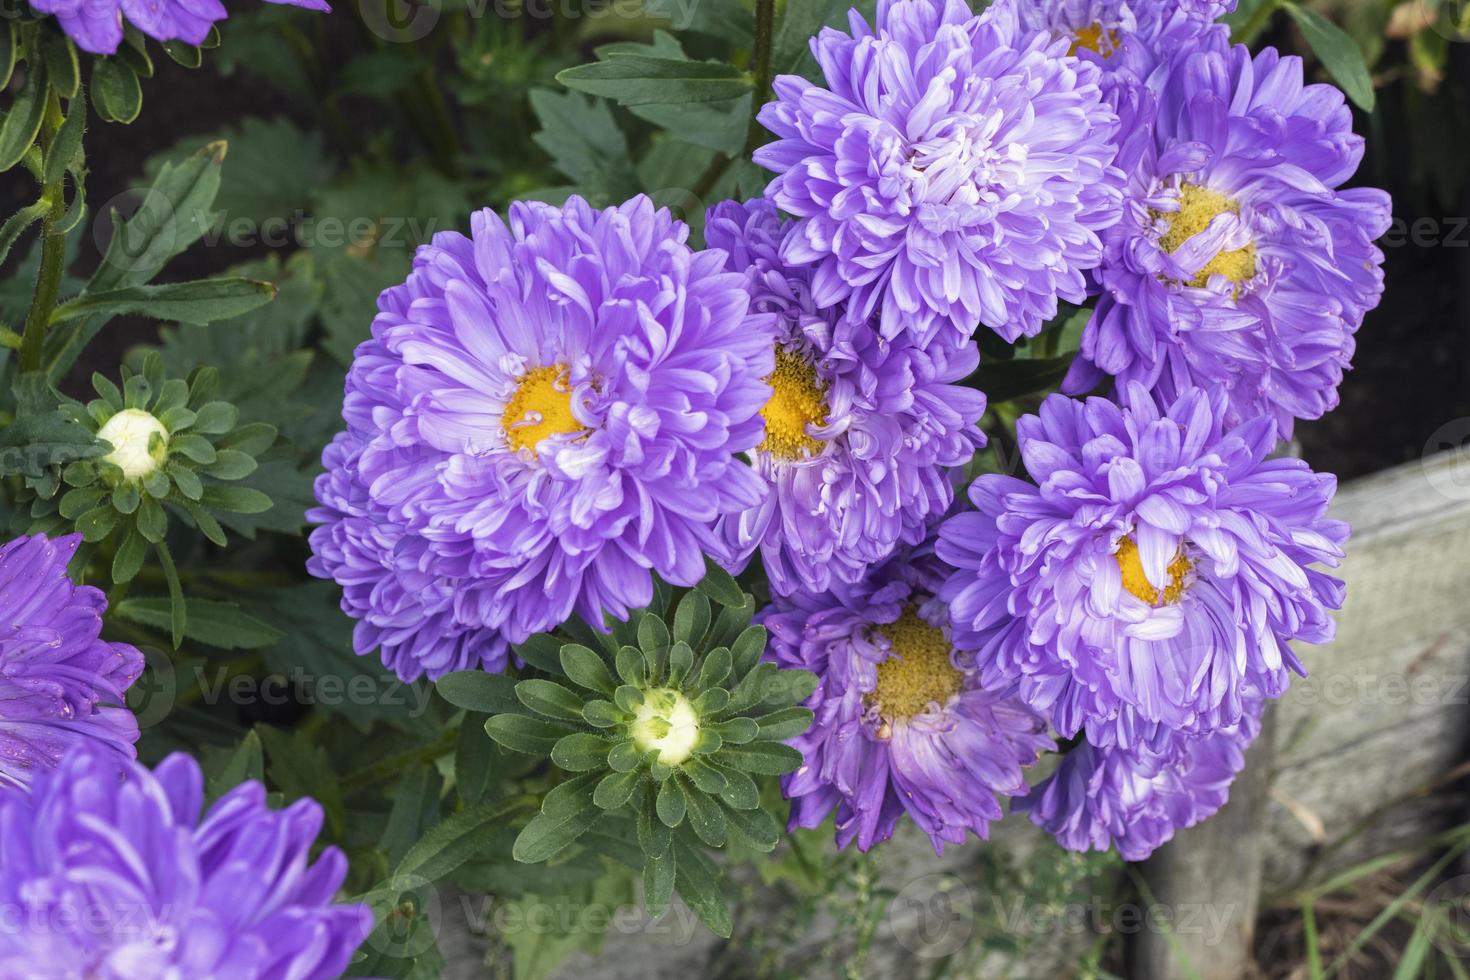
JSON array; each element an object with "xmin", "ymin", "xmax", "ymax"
[
  {"xmin": 309, "ymin": 195, "xmax": 774, "ymax": 682},
  {"xmin": 0, "ymin": 746, "xmax": 372, "ymax": 977},
  {"xmin": 937, "ymin": 384, "xmax": 1346, "ymax": 748},
  {"xmin": 1062, "ymin": 34, "xmax": 1392, "ymax": 438},
  {"xmin": 755, "ymin": 0, "xmax": 1125, "ymax": 348},
  {"xmin": 0, "ymin": 533, "xmax": 143, "ymax": 790},
  {"xmin": 1016, "ymin": 697, "xmax": 1262, "ymax": 861},
  {"xmin": 763, "ymin": 538, "xmax": 1052, "ymax": 853},
  {"xmin": 29, "ymin": 0, "xmax": 330, "ymax": 57},
  {"xmin": 996, "ymin": 0, "xmax": 1231, "ymax": 95},
  {"xmin": 706, "ymin": 199, "xmax": 987, "ymax": 596}
]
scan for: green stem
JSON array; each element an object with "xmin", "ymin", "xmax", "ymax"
[
  {"xmin": 743, "ymin": 0, "xmax": 777, "ymax": 157},
  {"xmin": 19, "ymin": 90, "xmax": 67, "ymax": 375}
]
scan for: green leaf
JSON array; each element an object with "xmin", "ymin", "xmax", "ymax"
[
  {"xmin": 513, "ymin": 633, "xmax": 565, "ymax": 674},
  {"xmin": 395, "ymin": 797, "xmax": 530, "ymax": 883},
  {"xmin": 0, "ymin": 200, "xmax": 48, "ymax": 270},
  {"xmin": 593, "ymin": 769, "xmax": 641, "ymax": 810},
  {"xmin": 454, "ymin": 712, "xmax": 497, "ymax": 807},
  {"xmin": 516, "ymin": 679, "xmax": 587, "ymax": 722},
  {"xmin": 162, "ymin": 41, "xmax": 203, "ymax": 69},
  {"xmin": 155, "ymin": 539, "xmax": 185, "ymax": 647},
  {"xmin": 672, "ymin": 590, "xmax": 710, "ymax": 647},
  {"xmin": 673, "ymin": 838, "xmax": 731, "ymax": 938},
  {"xmin": 656, "ymin": 775, "xmax": 686, "ymax": 827},
  {"xmin": 528, "ymin": 89, "xmax": 640, "ymax": 203},
  {"xmin": 0, "ymin": 56, "xmax": 46, "ymax": 172},
  {"xmin": 694, "ymin": 555, "xmax": 744, "ymax": 608},
  {"xmin": 258, "ymin": 725, "xmax": 345, "ymax": 836},
  {"xmin": 1284, "ymin": 3, "xmax": 1375, "ymax": 112},
  {"xmin": 48, "ymin": 142, "xmax": 227, "ymax": 379},
  {"xmin": 968, "ymin": 353, "xmax": 1076, "ymax": 404},
  {"xmin": 113, "ymin": 597, "xmax": 284, "ymax": 649},
  {"xmin": 436, "ymin": 671, "xmax": 522, "ymax": 715},
  {"xmin": 679, "ymin": 778, "xmax": 726, "ymax": 846},
  {"xmin": 551, "ymin": 732, "xmax": 612, "ymax": 772},
  {"xmin": 559, "ymin": 644, "xmax": 616, "ymax": 696},
  {"xmin": 204, "ymin": 730, "xmax": 264, "ymax": 804},
  {"xmin": 753, "ymin": 705, "xmax": 814, "ymax": 741},
  {"xmin": 717, "ymin": 740, "xmax": 804, "ymax": 775},
  {"xmin": 111, "ymin": 528, "xmax": 148, "ymax": 584},
  {"xmin": 199, "ymin": 484, "xmax": 272, "ymax": 514},
  {"xmin": 485, "ymin": 714, "xmax": 576, "ymax": 756},
  {"xmin": 40, "ymin": 31, "xmax": 79, "ymax": 100},
  {"xmin": 721, "ymin": 802, "xmax": 780, "ymax": 852},
  {"xmin": 643, "ymin": 847, "xmax": 676, "ymax": 918},
  {"xmin": 772, "ymin": 0, "xmax": 850, "ymax": 75},
  {"xmin": 514, "ymin": 782, "xmax": 602, "ymax": 863},
  {"xmin": 50, "ymin": 278, "xmax": 277, "ymax": 326},
  {"xmin": 556, "ymin": 56, "xmax": 752, "ymax": 107},
  {"xmin": 44, "ymin": 87, "xmax": 85, "ymax": 186},
  {"xmin": 92, "ymin": 57, "xmax": 142, "ymax": 124}
]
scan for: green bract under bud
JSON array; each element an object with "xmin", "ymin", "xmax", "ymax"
[
  {"xmin": 630, "ymin": 688, "xmax": 699, "ymax": 765},
  {"xmin": 96, "ymin": 408, "xmax": 169, "ymax": 481},
  {"xmin": 439, "ymin": 560, "xmax": 819, "ymax": 939}
]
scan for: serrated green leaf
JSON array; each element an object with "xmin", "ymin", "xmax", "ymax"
[
  {"xmin": 556, "ymin": 55, "xmax": 751, "ymax": 107},
  {"xmin": 398, "ymin": 797, "xmax": 531, "ymax": 882},
  {"xmin": 113, "ymin": 597, "xmax": 283, "ymax": 649},
  {"xmin": 514, "ymin": 785, "xmax": 602, "ymax": 863},
  {"xmin": 673, "ymin": 838, "xmax": 731, "ymax": 937}
]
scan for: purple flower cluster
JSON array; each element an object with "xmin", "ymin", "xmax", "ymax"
[
  {"xmin": 707, "ymin": 199, "xmax": 986, "ymax": 596},
  {"xmin": 755, "ymin": 0, "xmax": 1125, "ymax": 348},
  {"xmin": 0, "ymin": 747, "xmax": 372, "ymax": 977},
  {"xmin": 938, "ymin": 384, "xmax": 1346, "ymax": 856},
  {"xmin": 309, "ymin": 196, "xmax": 774, "ymax": 682},
  {"xmin": 763, "ymin": 538, "xmax": 1052, "ymax": 853},
  {"xmin": 1063, "ymin": 31, "xmax": 1392, "ymax": 437},
  {"xmin": 0, "ymin": 534, "xmax": 143, "ymax": 790},
  {"xmin": 32, "ymin": 0, "xmax": 329, "ymax": 56}
]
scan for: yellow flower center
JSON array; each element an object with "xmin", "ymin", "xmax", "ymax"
[
  {"xmin": 759, "ymin": 345, "xmax": 829, "ymax": 461},
  {"xmin": 1156, "ymin": 184, "xmax": 1257, "ymax": 288},
  {"xmin": 502, "ymin": 364, "xmax": 585, "ymax": 454},
  {"xmin": 1070, "ymin": 22, "xmax": 1120, "ymax": 57},
  {"xmin": 1114, "ymin": 536, "xmax": 1193, "ymax": 607},
  {"xmin": 866, "ymin": 610, "xmax": 964, "ymax": 735}
]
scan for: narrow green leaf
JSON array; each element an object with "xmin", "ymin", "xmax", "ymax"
[
  {"xmin": 556, "ymin": 56, "xmax": 751, "ymax": 107},
  {"xmin": 50, "ymin": 278, "xmax": 277, "ymax": 326},
  {"xmin": 398, "ymin": 798, "xmax": 531, "ymax": 882},
  {"xmin": 560, "ymin": 644, "xmax": 617, "ymax": 696},
  {"xmin": 514, "ymin": 785, "xmax": 602, "ymax": 863},
  {"xmin": 155, "ymin": 539, "xmax": 185, "ymax": 647},
  {"xmin": 113, "ymin": 597, "xmax": 283, "ymax": 649},
  {"xmin": 1284, "ymin": 3, "xmax": 1375, "ymax": 112},
  {"xmin": 718, "ymin": 740, "xmax": 803, "ymax": 775},
  {"xmin": 678, "ymin": 778, "xmax": 726, "ymax": 847},
  {"xmin": 656, "ymin": 775, "xmax": 686, "ymax": 827}
]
